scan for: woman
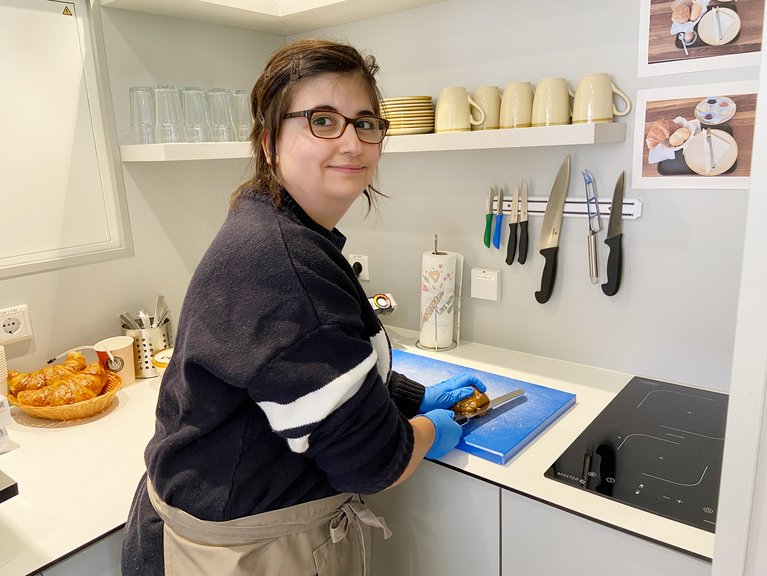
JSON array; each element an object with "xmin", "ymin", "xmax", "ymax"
[{"xmin": 121, "ymin": 38, "xmax": 484, "ymax": 576}]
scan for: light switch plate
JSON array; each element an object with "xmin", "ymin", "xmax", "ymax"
[{"xmin": 471, "ymin": 268, "xmax": 500, "ymax": 301}]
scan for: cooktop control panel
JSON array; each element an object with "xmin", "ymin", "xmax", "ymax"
[{"xmin": 545, "ymin": 376, "xmax": 727, "ymax": 533}]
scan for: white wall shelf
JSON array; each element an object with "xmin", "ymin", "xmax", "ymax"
[
  {"xmin": 99, "ymin": 0, "xmax": 445, "ymax": 35},
  {"xmin": 119, "ymin": 123, "xmax": 627, "ymax": 162}
]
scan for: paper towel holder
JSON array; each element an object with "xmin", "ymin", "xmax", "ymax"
[{"xmin": 416, "ymin": 236, "xmax": 462, "ymax": 352}]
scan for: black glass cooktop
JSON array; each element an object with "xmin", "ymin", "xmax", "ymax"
[{"xmin": 545, "ymin": 376, "xmax": 727, "ymax": 533}]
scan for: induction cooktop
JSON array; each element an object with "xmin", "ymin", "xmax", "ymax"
[{"xmin": 545, "ymin": 376, "xmax": 727, "ymax": 533}]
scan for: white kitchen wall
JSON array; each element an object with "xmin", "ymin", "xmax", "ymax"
[
  {"xmin": 0, "ymin": 0, "xmax": 757, "ymax": 394},
  {"xmin": 297, "ymin": 0, "xmax": 759, "ymax": 391}
]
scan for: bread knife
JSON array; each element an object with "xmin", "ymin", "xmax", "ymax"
[{"xmin": 454, "ymin": 388, "xmax": 525, "ymax": 425}]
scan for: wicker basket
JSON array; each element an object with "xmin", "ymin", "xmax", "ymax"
[{"xmin": 8, "ymin": 373, "xmax": 122, "ymax": 421}]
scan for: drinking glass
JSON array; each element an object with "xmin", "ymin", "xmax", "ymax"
[
  {"xmin": 208, "ymin": 88, "xmax": 235, "ymax": 142},
  {"xmin": 231, "ymin": 89, "xmax": 253, "ymax": 142},
  {"xmin": 129, "ymin": 86, "xmax": 155, "ymax": 144},
  {"xmin": 153, "ymin": 85, "xmax": 185, "ymax": 143},
  {"xmin": 182, "ymin": 86, "xmax": 211, "ymax": 142}
]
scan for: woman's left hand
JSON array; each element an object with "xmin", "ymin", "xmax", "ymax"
[{"xmin": 419, "ymin": 374, "xmax": 486, "ymax": 413}]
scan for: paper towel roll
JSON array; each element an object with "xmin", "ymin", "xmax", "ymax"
[{"xmin": 419, "ymin": 251, "xmax": 459, "ymax": 349}]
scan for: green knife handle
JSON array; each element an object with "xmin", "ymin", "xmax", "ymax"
[
  {"xmin": 505, "ymin": 221, "xmax": 518, "ymax": 265},
  {"xmin": 602, "ymin": 233, "xmax": 623, "ymax": 296},
  {"xmin": 517, "ymin": 221, "xmax": 529, "ymax": 264},
  {"xmin": 535, "ymin": 246, "xmax": 559, "ymax": 304},
  {"xmin": 484, "ymin": 214, "xmax": 493, "ymax": 247}
]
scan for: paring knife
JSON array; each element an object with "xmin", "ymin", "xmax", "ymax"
[
  {"xmin": 483, "ymin": 187, "xmax": 494, "ymax": 248},
  {"xmin": 518, "ymin": 180, "xmax": 529, "ymax": 264},
  {"xmin": 505, "ymin": 184, "xmax": 519, "ymax": 265},
  {"xmin": 602, "ymin": 171, "xmax": 625, "ymax": 297},
  {"xmin": 453, "ymin": 388, "xmax": 525, "ymax": 425},
  {"xmin": 535, "ymin": 155, "xmax": 571, "ymax": 304},
  {"xmin": 492, "ymin": 186, "xmax": 504, "ymax": 249}
]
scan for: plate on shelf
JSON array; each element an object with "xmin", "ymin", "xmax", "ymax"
[
  {"xmin": 698, "ymin": 7, "xmax": 740, "ymax": 46},
  {"xmin": 684, "ymin": 129, "xmax": 737, "ymax": 176},
  {"xmin": 694, "ymin": 96, "xmax": 736, "ymax": 125},
  {"xmin": 387, "ymin": 126, "xmax": 433, "ymax": 136}
]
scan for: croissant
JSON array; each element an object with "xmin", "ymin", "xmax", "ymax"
[
  {"xmin": 7, "ymin": 351, "xmax": 87, "ymax": 394},
  {"xmin": 452, "ymin": 387, "xmax": 490, "ymax": 415},
  {"xmin": 76, "ymin": 361, "xmax": 109, "ymax": 395},
  {"xmin": 17, "ymin": 379, "xmax": 97, "ymax": 407},
  {"xmin": 645, "ymin": 118, "xmax": 680, "ymax": 149}
]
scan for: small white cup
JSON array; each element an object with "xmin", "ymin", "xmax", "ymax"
[
  {"xmin": 435, "ymin": 87, "xmax": 485, "ymax": 133},
  {"xmin": 500, "ymin": 82, "xmax": 534, "ymax": 128},
  {"xmin": 471, "ymin": 86, "xmax": 501, "ymax": 130},
  {"xmin": 95, "ymin": 336, "xmax": 136, "ymax": 386},
  {"xmin": 572, "ymin": 72, "xmax": 631, "ymax": 124},
  {"xmin": 531, "ymin": 77, "xmax": 573, "ymax": 127}
]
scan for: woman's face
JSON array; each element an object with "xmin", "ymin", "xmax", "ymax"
[{"xmin": 272, "ymin": 73, "xmax": 381, "ymax": 230}]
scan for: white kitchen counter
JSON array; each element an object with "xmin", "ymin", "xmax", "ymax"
[{"xmin": 0, "ymin": 327, "xmax": 714, "ymax": 575}]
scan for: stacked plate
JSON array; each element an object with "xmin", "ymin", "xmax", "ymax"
[{"xmin": 381, "ymin": 96, "xmax": 434, "ymax": 136}]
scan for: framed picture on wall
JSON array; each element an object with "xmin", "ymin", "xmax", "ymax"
[
  {"xmin": 638, "ymin": 0, "xmax": 764, "ymax": 76},
  {"xmin": 632, "ymin": 81, "xmax": 757, "ymax": 189}
]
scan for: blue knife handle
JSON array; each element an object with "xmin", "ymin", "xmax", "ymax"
[
  {"xmin": 492, "ymin": 214, "xmax": 503, "ymax": 249},
  {"xmin": 535, "ymin": 246, "xmax": 558, "ymax": 304},
  {"xmin": 517, "ymin": 221, "xmax": 529, "ymax": 265},
  {"xmin": 601, "ymin": 233, "xmax": 623, "ymax": 296}
]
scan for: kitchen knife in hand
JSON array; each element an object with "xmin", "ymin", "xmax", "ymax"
[
  {"xmin": 602, "ymin": 171, "xmax": 625, "ymax": 297},
  {"xmin": 453, "ymin": 388, "xmax": 525, "ymax": 425},
  {"xmin": 535, "ymin": 155, "xmax": 571, "ymax": 304}
]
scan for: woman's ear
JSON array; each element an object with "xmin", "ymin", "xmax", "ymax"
[{"xmin": 261, "ymin": 132, "xmax": 272, "ymax": 166}]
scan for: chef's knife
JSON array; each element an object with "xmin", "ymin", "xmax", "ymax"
[
  {"xmin": 601, "ymin": 171, "xmax": 625, "ymax": 297},
  {"xmin": 505, "ymin": 184, "xmax": 519, "ymax": 265},
  {"xmin": 453, "ymin": 388, "xmax": 525, "ymax": 425},
  {"xmin": 483, "ymin": 187, "xmax": 494, "ymax": 248},
  {"xmin": 492, "ymin": 186, "xmax": 504, "ymax": 249},
  {"xmin": 535, "ymin": 155, "xmax": 571, "ymax": 304},
  {"xmin": 518, "ymin": 180, "xmax": 529, "ymax": 264}
]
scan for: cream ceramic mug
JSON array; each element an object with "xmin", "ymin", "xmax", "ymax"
[
  {"xmin": 572, "ymin": 72, "xmax": 631, "ymax": 124},
  {"xmin": 500, "ymin": 82, "xmax": 534, "ymax": 128},
  {"xmin": 471, "ymin": 86, "xmax": 501, "ymax": 130},
  {"xmin": 531, "ymin": 77, "xmax": 573, "ymax": 127},
  {"xmin": 435, "ymin": 86, "xmax": 485, "ymax": 132}
]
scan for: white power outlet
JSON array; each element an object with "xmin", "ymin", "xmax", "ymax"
[
  {"xmin": 348, "ymin": 254, "xmax": 370, "ymax": 281},
  {"xmin": 0, "ymin": 304, "xmax": 33, "ymax": 344}
]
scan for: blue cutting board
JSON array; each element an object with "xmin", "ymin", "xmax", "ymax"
[{"xmin": 392, "ymin": 349, "xmax": 576, "ymax": 465}]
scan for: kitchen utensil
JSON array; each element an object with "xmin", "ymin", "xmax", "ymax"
[
  {"xmin": 119, "ymin": 312, "xmax": 141, "ymax": 330},
  {"xmin": 535, "ymin": 155, "xmax": 571, "ymax": 303},
  {"xmin": 582, "ymin": 169, "xmax": 601, "ymax": 284},
  {"xmin": 602, "ymin": 171, "xmax": 625, "ymax": 297},
  {"xmin": 471, "ymin": 85, "xmax": 501, "ymax": 131},
  {"xmin": 492, "ymin": 186, "xmax": 504, "ymax": 249},
  {"xmin": 138, "ymin": 309, "xmax": 151, "ymax": 330},
  {"xmin": 500, "ymin": 82, "xmax": 534, "ymax": 129},
  {"xmin": 46, "ymin": 345, "xmax": 111, "ymax": 364},
  {"xmin": 152, "ymin": 295, "xmax": 166, "ymax": 328},
  {"xmin": 571, "ymin": 73, "xmax": 631, "ymax": 124},
  {"xmin": 123, "ymin": 317, "xmax": 173, "ymax": 378},
  {"xmin": 483, "ymin": 187, "xmax": 494, "ymax": 248},
  {"xmin": 435, "ymin": 86, "xmax": 485, "ymax": 133},
  {"xmin": 531, "ymin": 77, "xmax": 573, "ymax": 127},
  {"xmin": 706, "ymin": 128, "xmax": 716, "ymax": 170},
  {"xmin": 517, "ymin": 180, "xmax": 529, "ymax": 264},
  {"xmin": 505, "ymin": 184, "xmax": 520, "ymax": 265},
  {"xmin": 454, "ymin": 388, "xmax": 526, "ymax": 425}
]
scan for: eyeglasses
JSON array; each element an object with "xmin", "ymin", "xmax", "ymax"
[{"xmin": 283, "ymin": 109, "xmax": 389, "ymax": 144}]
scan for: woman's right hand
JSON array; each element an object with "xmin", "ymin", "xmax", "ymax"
[{"xmin": 421, "ymin": 409, "xmax": 463, "ymax": 459}]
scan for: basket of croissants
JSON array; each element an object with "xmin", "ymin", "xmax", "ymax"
[{"xmin": 7, "ymin": 351, "xmax": 122, "ymax": 420}]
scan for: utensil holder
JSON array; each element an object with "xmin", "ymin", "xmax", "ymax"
[{"xmin": 122, "ymin": 318, "xmax": 173, "ymax": 378}]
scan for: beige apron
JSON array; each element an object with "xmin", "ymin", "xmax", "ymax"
[{"xmin": 146, "ymin": 478, "xmax": 391, "ymax": 576}]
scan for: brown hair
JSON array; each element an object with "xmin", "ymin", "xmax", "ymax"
[{"xmin": 231, "ymin": 38, "xmax": 385, "ymax": 209}]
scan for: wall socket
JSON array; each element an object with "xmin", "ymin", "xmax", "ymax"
[
  {"xmin": 348, "ymin": 254, "xmax": 370, "ymax": 281},
  {"xmin": 0, "ymin": 304, "xmax": 33, "ymax": 344}
]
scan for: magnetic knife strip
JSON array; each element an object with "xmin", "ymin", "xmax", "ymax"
[{"xmin": 493, "ymin": 197, "xmax": 642, "ymax": 220}]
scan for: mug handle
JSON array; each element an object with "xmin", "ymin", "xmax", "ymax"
[
  {"xmin": 611, "ymin": 83, "xmax": 632, "ymax": 117},
  {"xmin": 468, "ymin": 95, "xmax": 486, "ymax": 126}
]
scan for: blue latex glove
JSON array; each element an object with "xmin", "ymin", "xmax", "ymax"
[
  {"xmin": 422, "ymin": 409, "xmax": 463, "ymax": 459},
  {"xmin": 419, "ymin": 373, "xmax": 487, "ymax": 413}
]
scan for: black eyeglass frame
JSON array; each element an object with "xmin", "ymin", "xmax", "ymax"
[{"xmin": 282, "ymin": 109, "xmax": 390, "ymax": 144}]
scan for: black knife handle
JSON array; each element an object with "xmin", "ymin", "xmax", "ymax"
[
  {"xmin": 601, "ymin": 233, "xmax": 623, "ymax": 296},
  {"xmin": 517, "ymin": 221, "xmax": 529, "ymax": 264},
  {"xmin": 505, "ymin": 222, "xmax": 518, "ymax": 265},
  {"xmin": 535, "ymin": 246, "xmax": 558, "ymax": 304}
]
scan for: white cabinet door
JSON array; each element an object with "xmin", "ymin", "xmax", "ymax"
[
  {"xmin": 43, "ymin": 529, "xmax": 122, "ymax": 576},
  {"xmin": 0, "ymin": 0, "xmax": 128, "ymax": 278},
  {"xmin": 501, "ymin": 489, "xmax": 711, "ymax": 576},
  {"xmin": 367, "ymin": 460, "xmax": 500, "ymax": 576}
]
